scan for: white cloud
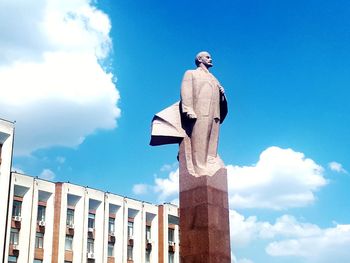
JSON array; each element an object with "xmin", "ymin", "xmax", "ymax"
[
  {"xmin": 56, "ymin": 156, "xmax": 66, "ymax": 164},
  {"xmin": 236, "ymin": 259, "xmax": 254, "ymax": 263},
  {"xmin": 0, "ymin": 0, "xmax": 120, "ymax": 155},
  {"xmin": 134, "ymin": 147, "xmax": 327, "ymax": 209},
  {"xmin": 135, "ymin": 148, "xmax": 347, "ymax": 262},
  {"xmin": 160, "ymin": 162, "xmax": 178, "ymax": 172},
  {"xmin": 328, "ymin": 161, "xmax": 347, "ymax": 174},
  {"xmin": 230, "ymin": 209, "xmax": 350, "ymax": 262},
  {"xmin": 266, "ymin": 224, "xmax": 350, "ymax": 262},
  {"xmin": 39, "ymin": 168, "xmax": 56, "ymax": 180},
  {"xmin": 132, "ymin": 184, "xmax": 150, "ymax": 195},
  {"xmin": 228, "ymin": 146, "xmax": 327, "ymax": 209},
  {"xmin": 230, "ymin": 210, "xmax": 322, "ymax": 248},
  {"xmin": 153, "ymin": 169, "xmax": 179, "ymax": 202}
]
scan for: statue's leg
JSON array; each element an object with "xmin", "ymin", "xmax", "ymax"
[
  {"xmin": 207, "ymin": 118, "xmax": 220, "ymax": 158},
  {"xmin": 190, "ymin": 116, "xmax": 212, "ymax": 175}
]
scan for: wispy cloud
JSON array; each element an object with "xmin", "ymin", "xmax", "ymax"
[
  {"xmin": 328, "ymin": 161, "xmax": 347, "ymax": 174},
  {"xmin": 0, "ymin": 0, "xmax": 120, "ymax": 155},
  {"xmin": 132, "ymin": 184, "xmax": 150, "ymax": 195},
  {"xmin": 39, "ymin": 168, "xmax": 56, "ymax": 181}
]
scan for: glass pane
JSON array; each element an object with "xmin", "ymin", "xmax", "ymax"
[
  {"xmin": 37, "ymin": 206, "xmax": 46, "ymax": 221},
  {"xmin": 108, "ymin": 242, "xmax": 114, "ymax": 256},
  {"xmin": 168, "ymin": 252, "xmax": 174, "ymax": 263},
  {"xmin": 8, "ymin": 256, "xmax": 17, "ymax": 263},
  {"xmin": 128, "ymin": 221, "xmax": 133, "ymax": 237},
  {"xmin": 127, "ymin": 245, "xmax": 133, "ymax": 260},
  {"xmin": 146, "ymin": 226, "xmax": 151, "ymax": 240},
  {"xmin": 168, "ymin": 228, "xmax": 174, "ymax": 242},
  {"xmin": 65, "ymin": 235, "xmax": 73, "ymax": 250},
  {"xmin": 66, "ymin": 209, "xmax": 74, "ymax": 225},
  {"xmin": 145, "ymin": 250, "xmax": 151, "ymax": 263},
  {"xmin": 35, "ymin": 232, "xmax": 44, "ymax": 248},
  {"xmin": 10, "ymin": 228, "xmax": 19, "ymax": 245},
  {"xmin": 87, "ymin": 238, "xmax": 94, "ymax": 253},
  {"xmin": 12, "ymin": 201, "xmax": 22, "ymax": 217},
  {"xmin": 108, "ymin": 218, "xmax": 115, "ymax": 233},
  {"xmin": 88, "ymin": 213, "xmax": 95, "ymax": 229}
]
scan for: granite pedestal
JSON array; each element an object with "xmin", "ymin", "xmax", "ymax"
[{"xmin": 179, "ymin": 142, "xmax": 231, "ymax": 263}]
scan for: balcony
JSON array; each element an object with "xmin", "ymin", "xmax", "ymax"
[
  {"xmin": 168, "ymin": 241, "xmax": 176, "ymax": 252},
  {"xmin": 145, "ymin": 239, "xmax": 152, "ymax": 250},
  {"xmin": 9, "ymin": 244, "xmax": 19, "ymax": 256}
]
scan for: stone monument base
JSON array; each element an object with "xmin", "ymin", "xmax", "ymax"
[{"xmin": 179, "ymin": 142, "xmax": 231, "ymax": 263}]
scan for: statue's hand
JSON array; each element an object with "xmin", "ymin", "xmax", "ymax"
[
  {"xmin": 218, "ymin": 85, "xmax": 225, "ymax": 94},
  {"xmin": 187, "ymin": 113, "xmax": 197, "ymax": 119}
]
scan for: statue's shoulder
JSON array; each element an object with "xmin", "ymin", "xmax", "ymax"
[
  {"xmin": 183, "ymin": 69, "xmax": 199, "ymax": 78},
  {"xmin": 184, "ymin": 69, "xmax": 195, "ymax": 75}
]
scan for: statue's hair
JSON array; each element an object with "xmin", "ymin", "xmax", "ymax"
[{"xmin": 195, "ymin": 51, "xmax": 209, "ymax": 66}]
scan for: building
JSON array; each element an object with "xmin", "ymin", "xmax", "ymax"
[
  {"xmin": 0, "ymin": 120, "xmax": 179, "ymax": 263},
  {"xmin": 0, "ymin": 119, "xmax": 15, "ymax": 263}
]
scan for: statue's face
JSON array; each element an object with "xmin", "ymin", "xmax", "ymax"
[{"xmin": 198, "ymin": 52, "xmax": 213, "ymax": 68}]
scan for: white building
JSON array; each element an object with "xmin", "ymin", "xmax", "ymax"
[
  {"xmin": 0, "ymin": 119, "xmax": 15, "ymax": 263},
  {"xmin": 0, "ymin": 120, "xmax": 179, "ymax": 263}
]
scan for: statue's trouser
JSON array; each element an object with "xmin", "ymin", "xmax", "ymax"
[{"xmin": 191, "ymin": 116, "xmax": 220, "ymax": 176}]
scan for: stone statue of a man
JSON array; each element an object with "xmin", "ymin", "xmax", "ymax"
[
  {"xmin": 150, "ymin": 51, "xmax": 227, "ymax": 177},
  {"xmin": 180, "ymin": 51, "xmax": 227, "ymax": 176}
]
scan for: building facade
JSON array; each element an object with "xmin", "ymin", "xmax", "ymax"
[
  {"xmin": 0, "ymin": 120, "xmax": 179, "ymax": 263},
  {"xmin": 0, "ymin": 119, "xmax": 15, "ymax": 263}
]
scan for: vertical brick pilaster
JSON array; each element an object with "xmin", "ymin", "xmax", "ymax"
[
  {"xmin": 158, "ymin": 205, "xmax": 164, "ymax": 263},
  {"xmin": 52, "ymin": 183, "xmax": 63, "ymax": 263}
]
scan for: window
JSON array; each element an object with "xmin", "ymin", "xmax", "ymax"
[
  {"xmin": 65, "ymin": 235, "xmax": 73, "ymax": 250},
  {"xmin": 37, "ymin": 205, "xmax": 46, "ymax": 221},
  {"xmin": 108, "ymin": 217, "xmax": 115, "ymax": 234},
  {"xmin": 145, "ymin": 249, "xmax": 151, "ymax": 263},
  {"xmin": 8, "ymin": 256, "xmax": 17, "ymax": 263},
  {"xmin": 35, "ymin": 232, "xmax": 44, "ymax": 248},
  {"xmin": 127, "ymin": 245, "xmax": 133, "ymax": 260},
  {"xmin": 168, "ymin": 228, "xmax": 175, "ymax": 243},
  {"xmin": 168, "ymin": 251, "xmax": 175, "ymax": 263},
  {"xmin": 128, "ymin": 221, "xmax": 134, "ymax": 238},
  {"xmin": 108, "ymin": 242, "xmax": 114, "ymax": 257},
  {"xmin": 88, "ymin": 213, "xmax": 95, "ymax": 229},
  {"xmin": 10, "ymin": 228, "xmax": 19, "ymax": 245},
  {"xmin": 146, "ymin": 225, "xmax": 151, "ymax": 240},
  {"xmin": 66, "ymin": 209, "xmax": 74, "ymax": 226},
  {"xmin": 12, "ymin": 200, "xmax": 22, "ymax": 217},
  {"xmin": 87, "ymin": 238, "xmax": 94, "ymax": 253}
]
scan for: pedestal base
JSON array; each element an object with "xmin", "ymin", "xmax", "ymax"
[{"xmin": 179, "ymin": 144, "xmax": 231, "ymax": 263}]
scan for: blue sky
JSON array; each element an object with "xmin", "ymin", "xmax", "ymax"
[{"xmin": 1, "ymin": 0, "xmax": 350, "ymax": 262}]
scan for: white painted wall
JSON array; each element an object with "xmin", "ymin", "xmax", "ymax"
[{"xmin": 0, "ymin": 119, "xmax": 14, "ymax": 263}]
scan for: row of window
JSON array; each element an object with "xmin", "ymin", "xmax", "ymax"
[
  {"xmin": 13, "ymin": 200, "xmax": 46, "ymax": 222},
  {"xmin": 8, "ymin": 257, "xmax": 43, "ymax": 263},
  {"xmin": 10, "ymin": 200, "xmax": 175, "ymax": 262},
  {"xmin": 10, "ymin": 228, "xmax": 44, "ymax": 248}
]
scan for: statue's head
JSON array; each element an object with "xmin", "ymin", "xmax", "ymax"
[{"xmin": 195, "ymin": 51, "xmax": 213, "ymax": 68}]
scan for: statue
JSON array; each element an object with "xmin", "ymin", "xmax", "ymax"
[
  {"xmin": 151, "ymin": 52, "xmax": 231, "ymax": 262},
  {"xmin": 150, "ymin": 51, "xmax": 228, "ymax": 177}
]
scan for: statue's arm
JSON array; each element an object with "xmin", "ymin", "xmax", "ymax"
[
  {"xmin": 220, "ymin": 92, "xmax": 228, "ymax": 123},
  {"xmin": 180, "ymin": 70, "xmax": 197, "ymax": 118}
]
